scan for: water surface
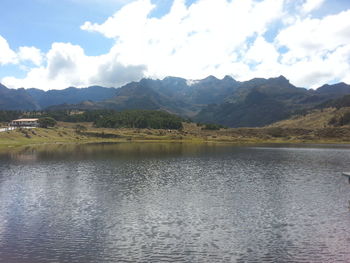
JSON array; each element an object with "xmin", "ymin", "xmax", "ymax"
[{"xmin": 0, "ymin": 143, "xmax": 350, "ymax": 262}]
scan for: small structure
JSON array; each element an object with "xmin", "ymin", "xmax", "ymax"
[{"xmin": 10, "ymin": 118, "xmax": 39, "ymax": 127}]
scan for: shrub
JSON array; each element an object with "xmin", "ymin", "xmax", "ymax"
[
  {"xmin": 202, "ymin": 123, "xmax": 227, "ymax": 130},
  {"xmin": 38, "ymin": 117, "xmax": 57, "ymax": 128},
  {"xmin": 267, "ymin": 127, "xmax": 284, "ymax": 137}
]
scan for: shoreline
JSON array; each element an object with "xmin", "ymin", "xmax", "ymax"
[{"xmin": 1, "ymin": 124, "xmax": 350, "ymax": 151}]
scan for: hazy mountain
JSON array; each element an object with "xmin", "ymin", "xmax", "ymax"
[
  {"xmin": 195, "ymin": 87, "xmax": 293, "ymax": 127},
  {"xmin": 97, "ymin": 81, "xmax": 197, "ymax": 116},
  {"xmin": 297, "ymin": 82, "xmax": 350, "ymax": 105},
  {"xmin": 316, "ymin": 94, "xmax": 350, "ymax": 109},
  {"xmin": 0, "ymin": 83, "xmax": 39, "ymax": 110},
  {"xmin": 0, "ymin": 84, "xmax": 117, "ymax": 111},
  {"xmin": 316, "ymin": 82, "xmax": 350, "ymax": 96},
  {"xmin": 149, "ymin": 75, "xmax": 239, "ymax": 105},
  {"xmin": 41, "ymin": 76, "xmax": 238, "ymax": 117},
  {"xmin": 224, "ymin": 76, "xmax": 309, "ymax": 103},
  {"xmin": 195, "ymin": 76, "xmax": 342, "ymax": 127},
  {"xmin": 89, "ymin": 75, "xmax": 237, "ymax": 116},
  {"xmin": 27, "ymin": 86, "xmax": 117, "ymax": 109},
  {"xmin": 2, "ymin": 76, "xmax": 350, "ymax": 128},
  {"xmin": 46, "ymin": 100, "xmax": 103, "ymax": 111},
  {"xmin": 270, "ymin": 92, "xmax": 350, "ymax": 129}
]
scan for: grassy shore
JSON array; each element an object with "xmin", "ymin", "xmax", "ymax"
[{"xmin": 1, "ymin": 122, "xmax": 350, "ymax": 150}]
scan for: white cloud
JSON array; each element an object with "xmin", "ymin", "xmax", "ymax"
[
  {"xmin": 245, "ymin": 37, "xmax": 280, "ymax": 65},
  {"xmin": 81, "ymin": 0, "xmax": 156, "ymax": 39},
  {"xmin": 0, "ymin": 35, "xmax": 43, "ymax": 67},
  {"xmin": 301, "ymin": 0, "xmax": 325, "ymax": 13},
  {"xmin": 3, "ymin": 42, "xmax": 146, "ymax": 90},
  {"xmin": 0, "ymin": 35, "xmax": 17, "ymax": 65},
  {"xmin": 2, "ymin": 0, "xmax": 350, "ymax": 90},
  {"xmin": 18, "ymin": 46, "xmax": 43, "ymax": 66},
  {"xmin": 277, "ymin": 10, "xmax": 350, "ymax": 62},
  {"xmin": 243, "ymin": 36, "xmax": 283, "ymax": 79},
  {"xmin": 4, "ymin": 0, "xmax": 286, "ymax": 90},
  {"xmin": 275, "ymin": 9, "xmax": 350, "ymax": 87},
  {"xmin": 82, "ymin": 0, "xmax": 285, "ymax": 80}
]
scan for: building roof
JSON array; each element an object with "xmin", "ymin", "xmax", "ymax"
[{"xmin": 12, "ymin": 118, "xmax": 39, "ymax": 122}]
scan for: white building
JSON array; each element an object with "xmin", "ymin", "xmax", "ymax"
[{"xmin": 10, "ymin": 118, "xmax": 39, "ymax": 127}]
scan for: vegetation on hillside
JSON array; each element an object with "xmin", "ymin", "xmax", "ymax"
[
  {"xmin": 0, "ymin": 109, "xmax": 194, "ymax": 130},
  {"xmin": 38, "ymin": 117, "xmax": 57, "ymax": 128},
  {"xmin": 328, "ymin": 111, "xmax": 350, "ymax": 126},
  {"xmin": 318, "ymin": 94, "xmax": 350, "ymax": 109},
  {"xmin": 25, "ymin": 110, "xmax": 116, "ymax": 123},
  {"xmin": 270, "ymin": 107, "xmax": 350, "ymax": 129},
  {"xmin": 195, "ymin": 90, "xmax": 292, "ymax": 127},
  {"xmin": 0, "ymin": 111, "xmax": 22, "ymax": 122},
  {"xmin": 201, "ymin": 123, "xmax": 228, "ymax": 130},
  {"xmin": 94, "ymin": 110, "xmax": 184, "ymax": 129},
  {"xmin": 2, "ymin": 121, "xmax": 350, "ymax": 151}
]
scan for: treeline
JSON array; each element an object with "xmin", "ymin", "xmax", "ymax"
[
  {"xmin": 0, "ymin": 111, "xmax": 22, "ymax": 122},
  {"xmin": 24, "ymin": 110, "xmax": 116, "ymax": 122},
  {"xmin": 199, "ymin": 123, "xmax": 228, "ymax": 130},
  {"xmin": 94, "ymin": 110, "xmax": 184, "ymax": 129},
  {"xmin": 0, "ymin": 109, "xmax": 184, "ymax": 130}
]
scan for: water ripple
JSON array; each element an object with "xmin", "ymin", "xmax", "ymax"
[{"xmin": 0, "ymin": 143, "xmax": 349, "ymax": 262}]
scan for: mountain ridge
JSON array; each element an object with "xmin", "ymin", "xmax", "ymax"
[{"xmin": 1, "ymin": 76, "xmax": 350, "ymax": 128}]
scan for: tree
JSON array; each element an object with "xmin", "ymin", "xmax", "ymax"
[{"xmin": 38, "ymin": 117, "xmax": 57, "ymax": 128}]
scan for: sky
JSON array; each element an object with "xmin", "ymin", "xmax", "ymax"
[{"xmin": 1, "ymin": 0, "xmax": 350, "ymax": 90}]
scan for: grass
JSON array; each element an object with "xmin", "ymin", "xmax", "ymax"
[
  {"xmin": 1, "ymin": 121, "xmax": 350, "ymax": 150},
  {"xmin": 270, "ymin": 107, "xmax": 350, "ymax": 129}
]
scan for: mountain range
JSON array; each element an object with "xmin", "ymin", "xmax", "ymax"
[{"xmin": 1, "ymin": 76, "xmax": 350, "ymax": 127}]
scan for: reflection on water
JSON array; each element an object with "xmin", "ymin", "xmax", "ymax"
[
  {"xmin": 2, "ymin": 142, "xmax": 229, "ymax": 162},
  {"xmin": 0, "ymin": 143, "xmax": 350, "ymax": 262}
]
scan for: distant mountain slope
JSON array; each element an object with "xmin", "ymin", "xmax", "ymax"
[
  {"xmin": 195, "ymin": 89, "xmax": 291, "ymax": 127},
  {"xmin": 27, "ymin": 86, "xmax": 117, "ymax": 109},
  {"xmin": 98, "ymin": 81, "xmax": 198, "ymax": 116},
  {"xmin": 195, "ymin": 77, "xmax": 350, "ymax": 127},
  {"xmin": 268, "ymin": 92, "xmax": 350, "ymax": 129},
  {"xmin": 269, "ymin": 107, "xmax": 350, "ymax": 129},
  {"xmin": 35, "ymin": 76, "xmax": 350, "ymax": 128},
  {"xmin": 102, "ymin": 75, "xmax": 239, "ymax": 115},
  {"xmin": 316, "ymin": 94, "xmax": 350, "ymax": 109},
  {"xmin": 298, "ymin": 82, "xmax": 350, "ymax": 105},
  {"xmin": 0, "ymin": 83, "xmax": 39, "ymax": 110},
  {"xmin": 316, "ymin": 82, "xmax": 350, "ymax": 96},
  {"xmin": 149, "ymin": 75, "xmax": 239, "ymax": 105},
  {"xmin": 224, "ymin": 76, "xmax": 310, "ymax": 104},
  {"xmin": 187, "ymin": 75, "xmax": 239, "ymax": 104},
  {"xmin": 2, "ymin": 76, "xmax": 350, "ymax": 128},
  {"xmin": 0, "ymin": 83, "xmax": 117, "ymax": 111},
  {"xmin": 46, "ymin": 100, "xmax": 103, "ymax": 111},
  {"xmin": 195, "ymin": 76, "xmax": 313, "ymax": 127},
  {"xmin": 54, "ymin": 76, "xmax": 238, "ymax": 117}
]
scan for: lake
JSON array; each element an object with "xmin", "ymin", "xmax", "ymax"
[{"xmin": 0, "ymin": 143, "xmax": 349, "ymax": 262}]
